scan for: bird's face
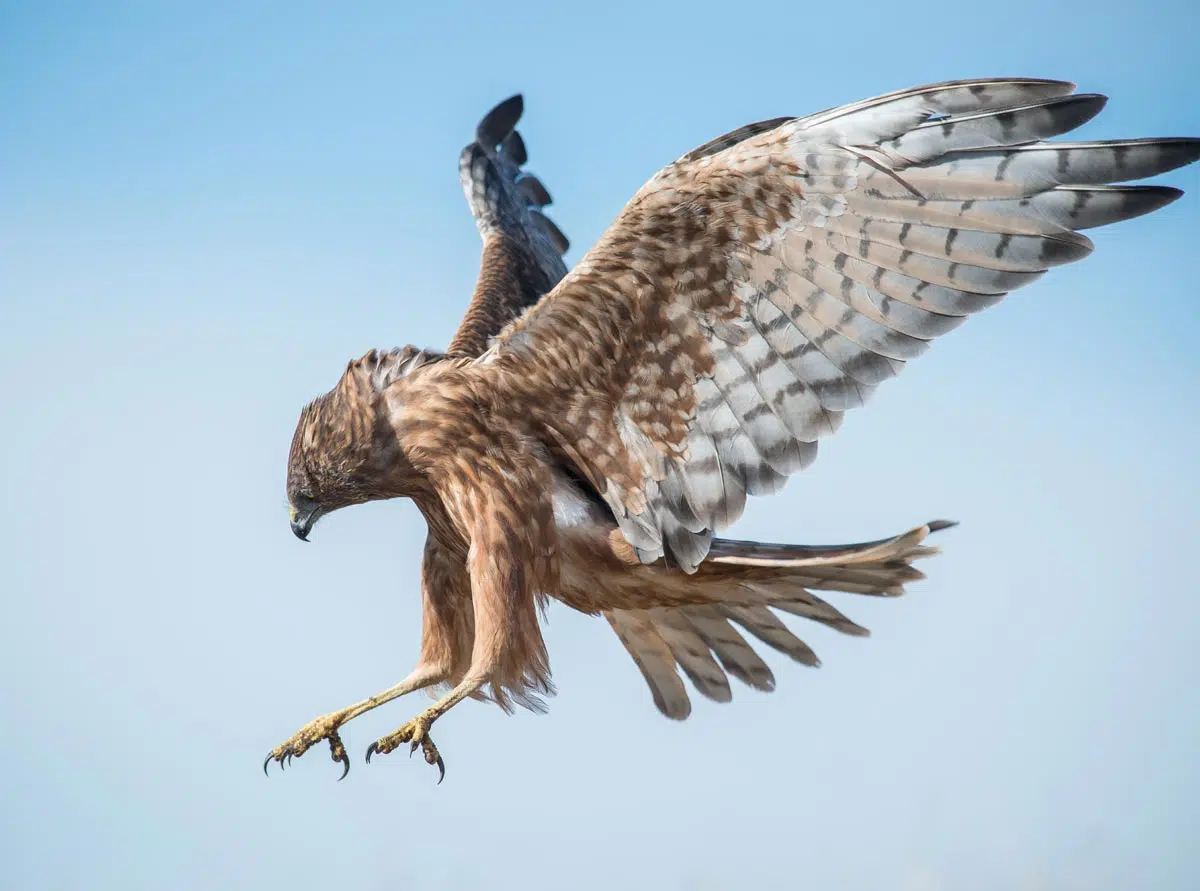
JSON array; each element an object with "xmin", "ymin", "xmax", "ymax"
[
  {"xmin": 285, "ymin": 346, "xmax": 434, "ymax": 542},
  {"xmin": 287, "ymin": 460, "xmax": 385, "ymax": 541},
  {"xmin": 286, "ymin": 424, "xmax": 379, "ymax": 541},
  {"xmin": 286, "ymin": 412, "xmax": 335, "ymax": 542},
  {"xmin": 286, "ymin": 488, "xmax": 324, "ymax": 542},
  {"xmin": 285, "ymin": 392, "xmax": 373, "ymax": 542}
]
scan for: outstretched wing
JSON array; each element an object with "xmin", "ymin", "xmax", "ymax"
[
  {"xmin": 488, "ymin": 78, "xmax": 1199, "ymax": 570},
  {"xmin": 449, "ymin": 95, "xmax": 570, "ymax": 357}
]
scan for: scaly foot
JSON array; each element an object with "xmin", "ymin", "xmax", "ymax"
[
  {"xmin": 264, "ymin": 709, "xmax": 352, "ymax": 780},
  {"xmin": 365, "ymin": 713, "xmax": 445, "ymax": 783}
]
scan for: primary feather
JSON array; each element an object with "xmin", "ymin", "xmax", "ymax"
[{"xmin": 449, "ymin": 95, "xmax": 570, "ymax": 358}]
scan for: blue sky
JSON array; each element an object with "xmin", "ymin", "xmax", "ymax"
[{"xmin": 3, "ymin": 2, "xmax": 1199, "ymax": 889}]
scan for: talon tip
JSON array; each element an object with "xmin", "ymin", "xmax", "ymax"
[
  {"xmin": 337, "ymin": 761, "xmax": 350, "ymax": 781},
  {"xmin": 365, "ymin": 742, "xmax": 377, "ymax": 764},
  {"xmin": 435, "ymin": 756, "xmax": 446, "ymax": 785},
  {"xmin": 263, "ymin": 754, "xmax": 273, "ymax": 777}
]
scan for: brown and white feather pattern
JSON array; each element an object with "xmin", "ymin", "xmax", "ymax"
[
  {"xmin": 490, "ymin": 78, "xmax": 1200, "ymax": 571},
  {"xmin": 278, "ymin": 82, "xmax": 1196, "ymax": 749},
  {"xmin": 599, "ymin": 522, "xmax": 945, "ymax": 718}
]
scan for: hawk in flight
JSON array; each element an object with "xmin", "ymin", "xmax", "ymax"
[{"xmin": 267, "ymin": 79, "xmax": 1198, "ymax": 781}]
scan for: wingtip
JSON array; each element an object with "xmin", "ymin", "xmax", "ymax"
[
  {"xmin": 532, "ymin": 212, "xmax": 570, "ymax": 254},
  {"xmin": 476, "ymin": 94, "xmax": 525, "ymax": 148},
  {"xmin": 1156, "ymin": 185, "xmax": 1187, "ymax": 206},
  {"xmin": 500, "ymin": 129, "xmax": 527, "ymax": 165},
  {"xmin": 1135, "ymin": 137, "xmax": 1200, "ymax": 176},
  {"xmin": 1063, "ymin": 92, "xmax": 1108, "ymax": 126},
  {"xmin": 1130, "ymin": 185, "xmax": 1187, "ymax": 215},
  {"xmin": 1172, "ymin": 137, "xmax": 1200, "ymax": 169}
]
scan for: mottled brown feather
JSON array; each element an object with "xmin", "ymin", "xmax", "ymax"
[{"xmin": 274, "ymin": 81, "xmax": 1198, "ymax": 753}]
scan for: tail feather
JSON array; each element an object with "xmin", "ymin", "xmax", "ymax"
[
  {"xmin": 679, "ymin": 606, "xmax": 777, "ymax": 692},
  {"xmin": 718, "ymin": 603, "xmax": 820, "ymax": 666},
  {"xmin": 604, "ymin": 520, "xmax": 952, "ymax": 719},
  {"xmin": 650, "ymin": 609, "xmax": 735, "ymax": 703},
  {"xmin": 603, "ymin": 610, "xmax": 691, "ymax": 720},
  {"xmin": 707, "ymin": 519, "xmax": 955, "ymax": 567},
  {"xmin": 770, "ymin": 591, "xmax": 871, "ymax": 637}
]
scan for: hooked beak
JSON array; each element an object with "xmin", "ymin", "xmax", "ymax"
[{"xmin": 289, "ymin": 505, "xmax": 322, "ymax": 542}]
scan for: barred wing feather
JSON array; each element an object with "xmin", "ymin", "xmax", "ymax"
[{"xmin": 493, "ymin": 78, "xmax": 1199, "ymax": 570}]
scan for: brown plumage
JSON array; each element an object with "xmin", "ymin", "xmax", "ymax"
[{"xmin": 267, "ymin": 80, "xmax": 1199, "ymax": 781}]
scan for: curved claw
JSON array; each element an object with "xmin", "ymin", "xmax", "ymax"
[
  {"xmin": 263, "ymin": 753, "xmax": 274, "ymax": 777},
  {"xmin": 336, "ymin": 756, "xmax": 350, "ymax": 781},
  {"xmin": 434, "ymin": 754, "xmax": 446, "ymax": 785},
  {"xmin": 365, "ymin": 741, "xmax": 378, "ymax": 764}
]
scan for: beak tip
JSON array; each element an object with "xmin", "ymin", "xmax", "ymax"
[{"xmin": 289, "ymin": 505, "xmax": 321, "ymax": 542}]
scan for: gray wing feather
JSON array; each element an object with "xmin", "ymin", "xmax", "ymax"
[
  {"xmin": 458, "ymin": 94, "xmax": 569, "ymax": 333},
  {"xmin": 641, "ymin": 81, "xmax": 1197, "ymax": 568}
]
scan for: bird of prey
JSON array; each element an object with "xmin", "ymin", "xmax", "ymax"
[{"xmin": 266, "ymin": 79, "xmax": 1199, "ymax": 782}]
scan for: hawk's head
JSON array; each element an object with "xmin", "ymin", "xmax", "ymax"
[{"xmin": 286, "ymin": 346, "xmax": 436, "ymax": 541}]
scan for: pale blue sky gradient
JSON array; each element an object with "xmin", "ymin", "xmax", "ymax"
[{"xmin": 3, "ymin": 2, "xmax": 1199, "ymax": 890}]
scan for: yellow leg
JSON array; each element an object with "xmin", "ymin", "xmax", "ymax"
[
  {"xmin": 364, "ymin": 671, "xmax": 489, "ymax": 784},
  {"xmin": 264, "ymin": 663, "xmax": 447, "ymax": 779}
]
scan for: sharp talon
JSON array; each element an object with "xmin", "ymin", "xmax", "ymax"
[
  {"xmin": 337, "ymin": 758, "xmax": 350, "ymax": 781},
  {"xmin": 267, "ymin": 714, "xmax": 354, "ymax": 780},
  {"xmin": 365, "ymin": 742, "xmax": 377, "ymax": 764},
  {"xmin": 435, "ymin": 755, "xmax": 445, "ymax": 784},
  {"xmin": 409, "ymin": 740, "xmax": 418, "ymax": 758}
]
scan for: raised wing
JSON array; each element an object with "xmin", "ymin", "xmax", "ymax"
[
  {"xmin": 449, "ymin": 95, "xmax": 569, "ymax": 357},
  {"xmin": 488, "ymin": 78, "xmax": 1199, "ymax": 570}
]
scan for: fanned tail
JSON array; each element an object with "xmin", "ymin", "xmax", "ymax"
[{"xmin": 604, "ymin": 520, "xmax": 953, "ymax": 719}]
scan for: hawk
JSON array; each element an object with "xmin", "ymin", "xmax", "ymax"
[{"xmin": 266, "ymin": 79, "xmax": 1199, "ymax": 781}]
